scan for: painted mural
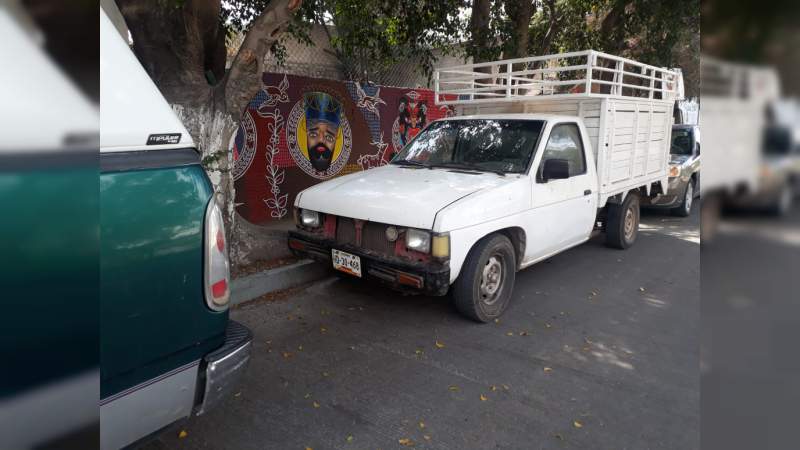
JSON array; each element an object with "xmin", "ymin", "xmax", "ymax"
[{"xmin": 232, "ymin": 73, "xmax": 455, "ymax": 224}]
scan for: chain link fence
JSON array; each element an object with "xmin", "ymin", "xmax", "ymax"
[{"xmin": 257, "ymin": 24, "xmax": 466, "ymax": 89}]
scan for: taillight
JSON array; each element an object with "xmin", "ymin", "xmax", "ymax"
[{"xmin": 204, "ymin": 196, "xmax": 230, "ymax": 310}]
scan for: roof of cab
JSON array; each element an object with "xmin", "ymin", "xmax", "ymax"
[
  {"xmin": 100, "ymin": 6, "xmax": 193, "ymax": 152},
  {"xmin": 0, "ymin": 8, "xmax": 98, "ymax": 151},
  {"xmin": 439, "ymin": 113, "xmax": 579, "ymax": 122}
]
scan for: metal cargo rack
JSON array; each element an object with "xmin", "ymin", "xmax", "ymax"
[{"xmin": 434, "ymin": 50, "xmax": 684, "ymax": 106}]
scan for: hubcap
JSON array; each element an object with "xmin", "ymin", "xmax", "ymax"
[
  {"xmin": 624, "ymin": 206, "xmax": 636, "ymax": 241},
  {"xmin": 480, "ymin": 255, "xmax": 503, "ymax": 305},
  {"xmin": 685, "ymin": 183, "xmax": 694, "ymax": 213}
]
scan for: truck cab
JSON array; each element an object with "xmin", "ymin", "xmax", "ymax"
[
  {"xmin": 290, "ymin": 51, "xmax": 683, "ymax": 322},
  {"xmin": 99, "ymin": 7, "xmax": 251, "ymax": 449}
]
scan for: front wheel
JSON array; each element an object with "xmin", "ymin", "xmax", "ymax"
[
  {"xmin": 605, "ymin": 192, "xmax": 640, "ymax": 249},
  {"xmin": 672, "ymin": 178, "xmax": 695, "ymax": 217},
  {"xmin": 452, "ymin": 234, "xmax": 516, "ymax": 323}
]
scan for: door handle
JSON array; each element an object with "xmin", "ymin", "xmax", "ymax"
[{"xmin": 584, "ymin": 189, "xmax": 592, "ymax": 196}]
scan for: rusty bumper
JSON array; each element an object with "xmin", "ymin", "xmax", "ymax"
[{"xmin": 288, "ymin": 230, "xmax": 450, "ymax": 296}]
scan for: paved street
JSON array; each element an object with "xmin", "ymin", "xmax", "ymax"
[{"xmin": 145, "ymin": 209, "xmax": 699, "ymax": 450}]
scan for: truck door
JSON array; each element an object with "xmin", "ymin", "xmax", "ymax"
[{"xmin": 529, "ymin": 123, "xmax": 597, "ymax": 257}]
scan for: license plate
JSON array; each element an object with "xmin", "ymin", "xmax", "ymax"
[{"xmin": 332, "ymin": 249, "xmax": 362, "ymax": 277}]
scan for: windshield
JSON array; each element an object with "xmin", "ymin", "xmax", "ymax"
[
  {"xmin": 391, "ymin": 119, "xmax": 545, "ymax": 174},
  {"xmin": 670, "ymin": 129, "xmax": 694, "ymax": 156}
]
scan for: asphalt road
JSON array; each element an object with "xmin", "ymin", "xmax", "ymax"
[
  {"xmin": 144, "ymin": 208, "xmax": 699, "ymax": 450},
  {"xmin": 702, "ymin": 207, "xmax": 800, "ymax": 450}
]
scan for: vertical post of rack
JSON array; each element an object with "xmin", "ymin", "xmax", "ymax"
[
  {"xmin": 585, "ymin": 51, "xmax": 594, "ymax": 95},
  {"xmin": 506, "ymin": 62, "xmax": 513, "ymax": 100},
  {"xmin": 469, "ymin": 74, "xmax": 475, "ymax": 101},
  {"xmin": 648, "ymin": 68, "xmax": 655, "ymax": 100},
  {"xmin": 434, "ymin": 69, "xmax": 440, "ymax": 104}
]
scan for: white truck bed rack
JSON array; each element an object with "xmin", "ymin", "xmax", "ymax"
[
  {"xmin": 434, "ymin": 50, "xmax": 685, "ymax": 206},
  {"xmin": 434, "ymin": 50, "xmax": 683, "ymax": 105}
]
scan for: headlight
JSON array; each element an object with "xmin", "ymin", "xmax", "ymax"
[
  {"xmin": 668, "ymin": 165, "xmax": 680, "ymax": 177},
  {"xmin": 405, "ymin": 228, "xmax": 431, "ymax": 253},
  {"xmin": 299, "ymin": 209, "xmax": 321, "ymax": 228}
]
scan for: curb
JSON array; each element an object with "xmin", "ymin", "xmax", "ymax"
[{"xmin": 231, "ymin": 259, "xmax": 328, "ymax": 305}]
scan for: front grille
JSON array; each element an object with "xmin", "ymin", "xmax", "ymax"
[
  {"xmin": 336, "ymin": 217, "xmax": 356, "ymax": 245},
  {"xmin": 362, "ymin": 222, "xmax": 396, "ymax": 255},
  {"xmin": 334, "ymin": 216, "xmax": 395, "ymax": 256}
]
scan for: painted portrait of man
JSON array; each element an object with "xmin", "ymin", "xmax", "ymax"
[{"xmin": 304, "ymin": 92, "xmax": 343, "ymax": 172}]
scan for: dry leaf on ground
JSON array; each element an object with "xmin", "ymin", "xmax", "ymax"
[
  {"xmin": 178, "ymin": 430, "xmax": 188, "ymax": 439},
  {"xmin": 480, "ymin": 394, "xmax": 488, "ymax": 401},
  {"xmin": 398, "ymin": 437, "xmax": 414, "ymax": 446},
  {"xmin": 573, "ymin": 420, "xmax": 583, "ymax": 428},
  {"xmin": 435, "ymin": 341, "xmax": 445, "ymax": 349}
]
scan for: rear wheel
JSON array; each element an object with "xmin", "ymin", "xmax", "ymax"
[
  {"xmin": 768, "ymin": 183, "xmax": 793, "ymax": 216},
  {"xmin": 701, "ymin": 193, "xmax": 721, "ymax": 242},
  {"xmin": 605, "ymin": 192, "xmax": 640, "ymax": 249},
  {"xmin": 672, "ymin": 178, "xmax": 695, "ymax": 217},
  {"xmin": 452, "ymin": 234, "xmax": 516, "ymax": 323}
]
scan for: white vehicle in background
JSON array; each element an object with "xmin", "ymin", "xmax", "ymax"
[
  {"xmin": 700, "ymin": 59, "xmax": 781, "ymax": 234},
  {"xmin": 289, "ymin": 50, "xmax": 684, "ymax": 322}
]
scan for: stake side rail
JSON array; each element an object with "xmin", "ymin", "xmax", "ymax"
[{"xmin": 434, "ymin": 50, "xmax": 684, "ymax": 106}]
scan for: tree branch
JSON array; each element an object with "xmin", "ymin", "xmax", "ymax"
[{"xmin": 221, "ymin": 0, "xmax": 302, "ymax": 118}]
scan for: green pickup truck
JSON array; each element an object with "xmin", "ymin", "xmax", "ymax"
[{"xmin": 99, "ymin": 8, "xmax": 252, "ymax": 449}]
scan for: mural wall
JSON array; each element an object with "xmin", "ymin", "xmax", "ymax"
[{"xmin": 231, "ymin": 73, "xmax": 455, "ymax": 224}]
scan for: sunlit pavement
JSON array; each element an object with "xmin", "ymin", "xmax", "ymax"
[{"xmin": 143, "ymin": 208, "xmax": 699, "ymax": 450}]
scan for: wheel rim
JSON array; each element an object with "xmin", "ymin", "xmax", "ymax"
[
  {"xmin": 779, "ymin": 186, "xmax": 792, "ymax": 213},
  {"xmin": 479, "ymin": 255, "xmax": 504, "ymax": 305},
  {"xmin": 623, "ymin": 206, "xmax": 636, "ymax": 241},
  {"xmin": 685, "ymin": 182, "xmax": 694, "ymax": 213}
]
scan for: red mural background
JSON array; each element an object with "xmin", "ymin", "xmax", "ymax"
[{"xmin": 231, "ymin": 73, "xmax": 455, "ymax": 224}]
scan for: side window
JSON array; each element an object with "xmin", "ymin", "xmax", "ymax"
[{"xmin": 537, "ymin": 123, "xmax": 586, "ymax": 181}]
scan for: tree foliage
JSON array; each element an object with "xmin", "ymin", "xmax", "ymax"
[{"xmin": 463, "ymin": 0, "xmax": 700, "ymax": 95}]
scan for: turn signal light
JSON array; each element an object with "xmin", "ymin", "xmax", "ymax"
[
  {"xmin": 432, "ymin": 233, "xmax": 450, "ymax": 259},
  {"xmin": 668, "ymin": 165, "xmax": 680, "ymax": 177}
]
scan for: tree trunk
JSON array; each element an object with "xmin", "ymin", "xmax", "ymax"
[
  {"xmin": 118, "ymin": 0, "xmax": 302, "ymax": 266},
  {"xmin": 504, "ymin": 0, "xmax": 535, "ymax": 60}
]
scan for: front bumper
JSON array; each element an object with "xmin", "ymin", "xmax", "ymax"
[
  {"xmin": 195, "ymin": 320, "xmax": 252, "ymax": 415},
  {"xmin": 644, "ymin": 175, "xmax": 690, "ymax": 208},
  {"xmin": 288, "ymin": 230, "xmax": 450, "ymax": 296}
]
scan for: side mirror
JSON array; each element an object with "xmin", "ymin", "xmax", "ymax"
[
  {"xmin": 541, "ymin": 158, "xmax": 570, "ymax": 181},
  {"xmin": 695, "ymin": 142, "xmax": 700, "ymax": 155}
]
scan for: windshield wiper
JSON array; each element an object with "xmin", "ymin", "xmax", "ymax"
[
  {"xmin": 392, "ymin": 159, "xmax": 429, "ymax": 168},
  {"xmin": 431, "ymin": 163, "xmax": 506, "ymax": 177}
]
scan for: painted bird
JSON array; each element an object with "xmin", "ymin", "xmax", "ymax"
[{"xmin": 355, "ymin": 82, "xmax": 387, "ymax": 117}]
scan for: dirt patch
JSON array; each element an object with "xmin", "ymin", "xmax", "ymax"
[
  {"xmin": 232, "ymin": 283, "xmax": 312, "ymax": 309},
  {"xmin": 231, "ymin": 256, "xmax": 300, "ymax": 279}
]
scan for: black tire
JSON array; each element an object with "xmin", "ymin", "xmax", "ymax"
[
  {"xmin": 452, "ymin": 234, "xmax": 516, "ymax": 323},
  {"xmin": 700, "ymin": 193, "xmax": 721, "ymax": 243},
  {"xmin": 605, "ymin": 192, "xmax": 640, "ymax": 249},
  {"xmin": 767, "ymin": 183, "xmax": 793, "ymax": 217},
  {"xmin": 672, "ymin": 178, "xmax": 695, "ymax": 217}
]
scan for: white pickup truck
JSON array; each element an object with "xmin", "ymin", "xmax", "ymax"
[{"xmin": 289, "ymin": 50, "xmax": 684, "ymax": 322}]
